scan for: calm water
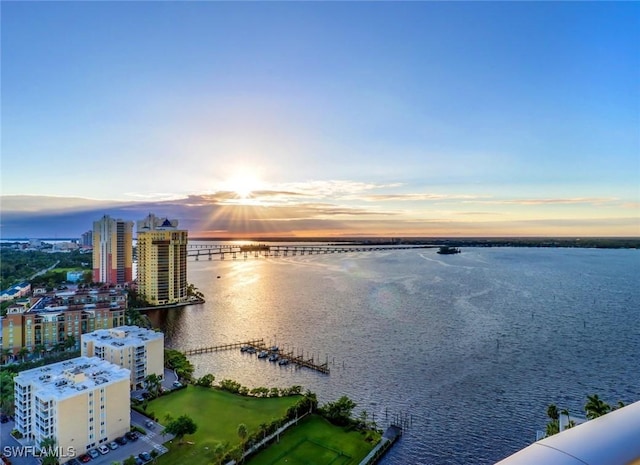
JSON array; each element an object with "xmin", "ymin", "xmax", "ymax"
[{"xmin": 146, "ymin": 245, "xmax": 640, "ymax": 464}]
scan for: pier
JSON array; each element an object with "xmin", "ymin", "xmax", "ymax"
[
  {"xmin": 183, "ymin": 338, "xmax": 330, "ymax": 374},
  {"xmin": 188, "ymin": 243, "xmax": 432, "ymax": 260}
]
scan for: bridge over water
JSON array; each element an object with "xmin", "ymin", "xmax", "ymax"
[{"xmin": 187, "ymin": 243, "xmax": 433, "ymax": 260}]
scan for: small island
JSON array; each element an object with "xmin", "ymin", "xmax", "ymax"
[{"xmin": 437, "ymin": 246, "xmax": 461, "ymax": 255}]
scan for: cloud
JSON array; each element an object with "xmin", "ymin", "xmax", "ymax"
[
  {"xmin": 467, "ymin": 197, "xmax": 619, "ymax": 206},
  {"xmin": 359, "ymin": 193, "xmax": 485, "ymax": 202}
]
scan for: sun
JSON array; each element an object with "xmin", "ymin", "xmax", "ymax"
[{"xmin": 225, "ymin": 174, "xmax": 262, "ymax": 199}]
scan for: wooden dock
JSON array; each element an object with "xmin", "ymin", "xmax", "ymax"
[
  {"xmin": 182, "ymin": 339, "xmax": 265, "ymax": 355},
  {"xmin": 182, "ymin": 338, "xmax": 330, "ymax": 374}
]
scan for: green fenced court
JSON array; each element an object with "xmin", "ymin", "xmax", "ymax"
[
  {"xmin": 265, "ymin": 437, "xmax": 353, "ymax": 465},
  {"xmin": 246, "ymin": 415, "xmax": 376, "ymax": 465}
]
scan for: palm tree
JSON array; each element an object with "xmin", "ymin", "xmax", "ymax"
[
  {"xmin": 585, "ymin": 394, "xmax": 611, "ymax": 420},
  {"xmin": 237, "ymin": 423, "xmax": 248, "ymax": 462},
  {"xmin": 144, "ymin": 373, "xmax": 162, "ymax": 399},
  {"xmin": 546, "ymin": 404, "xmax": 559, "ymax": 421},
  {"xmin": 1, "ymin": 348, "xmax": 12, "ymax": 365},
  {"xmin": 258, "ymin": 422, "xmax": 268, "ymax": 441},
  {"xmin": 560, "ymin": 408, "xmax": 570, "ymax": 430},
  {"xmin": 33, "ymin": 344, "xmax": 46, "ymax": 360},
  {"xmin": 39, "ymin": 437, "xmax": 58, "ymax": 465},
  {"xmin": 18, "ymin": 346, "xmax": 30, "ymax": 363}
]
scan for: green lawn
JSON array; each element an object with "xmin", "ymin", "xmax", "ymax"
[
  {"xmin": 148, "ymin": 386, "xmax": 301, "ymax": 465},
  {"xmin": 245, "ymin": 415, "xmax": 378, "ymax": 465}
]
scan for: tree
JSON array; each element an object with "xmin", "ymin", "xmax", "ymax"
[
  {"xmin": 18, "ymin": 346, "xmax": 29, "ymax": 363},
  {"xmin": 0, "ymin": 370, "xmax": 16, "ymax": 416},
  {"xmin": 195, "ymin": 373, "xmax": 215, "ymax": 387},
  {"xmin": 163, "ymin": 414, "xmax": 198, "ymax": 444},
  {"xmin": 64, "ymin": 335, "xmax": 76, "ymax": 351},
  {"xmin": 585, "ymin": 394, "xmax": 611, "ymax": 420},
  {"xmin": 150, "ymin": 449, "xmax": 159, "ymax": 463},
  {"xmin": 33, "ymin": 344, "xmax": 46, "ymax": 359},
  {"xmin": 123, "ymin": 456, "xmax": 138, "ymax": 465},
  {"xmin": 237, "ymin": 423, "xmax": 248, "ymax": 461},
  {"xmin": 39, "ymin": 437, "xmax": 58, "ymax": 465},
  {"xmin": 546, "ymin": 404, "xmax": 559, "ymax": 421},
  {"xmin": 211, "ymin": 442, "xmax": 228, "ymax": 465},
  {"xmin": 1, "ymin": 348, "xmax": 12, "ymax": 365},
  {"xmin": 320, "ymin": 396, "xmax": 356, "ymax": 426},
  {"xmin": 144, "ymin": 373, "xmax": 162, "ymax": 398}
]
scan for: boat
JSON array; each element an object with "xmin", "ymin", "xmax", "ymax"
[
  {"xmin": 268, "ymin": 353, "xmax": 279, "ymax": 362},
  {"xmin": 278, "ymin": 358, "xmax": 289, "ymax": 366},
  {"xmin": 257, "ymin": 350, "xmax": 269, "ymax": 359},
  {"xmin": 270, "ymin": 345, "xmax": 279, "ymax": 352},
  {"xmin": 437, "ymin": 246, "xmax": 461, "ymax": 255}
]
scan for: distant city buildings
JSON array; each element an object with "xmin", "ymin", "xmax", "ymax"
[
  {"xmin": 81, "ymin": 230, "xmax": 93, "ymax": 247},
  {"xmin": 0, "ymin": 287, "xmax": 127, "ymax": 355},
  {"xmin": 81, "ymin": 325, "xmax": 164, "ymax": 389},
  {"xmin": 14, "ymin": 356, "xmax": 130, "ymax": 463},
  {"xmin": 136, "ymin": 213, "xmax": 188, "ymax": 306},
  {"xmin": 92, "ymin": 215, "xmax": 134, "ymax": 285}
]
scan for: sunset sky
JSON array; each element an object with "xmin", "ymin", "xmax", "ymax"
[{"xmin": 2, "ymin": 1, "xmax": 639, "ymax": 238}]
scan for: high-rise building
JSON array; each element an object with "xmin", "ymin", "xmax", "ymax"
[
  {"xmin": 81, "ymin": 230, "xmax": 93, "ymax": 247},
  {"xmin": 14, "ymin": 356, "xmax": 130, "ymax": 463},
  {"xmin": 81, "ymin": 325, "xmax": 164, "ymax": 389},
  {"xmin": 92, "ymin": 215, "xmax": 133, "ymax": 285},
  {"xmin": 136, "ymin": 214, "xmax": 188, "ymax": 306}
]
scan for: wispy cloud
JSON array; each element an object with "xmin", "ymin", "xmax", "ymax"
[
  {"xmin": 466, "ymin": 197, "xmax": 619, "ymax": 206},
  {"xmin": 359, "ymin": 193, "xmax": 485, "ymax": 202}
]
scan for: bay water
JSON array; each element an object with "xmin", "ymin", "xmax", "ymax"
[{"xmin": 146, "ymin": 245, "xmax": 639, "ymax": 464}]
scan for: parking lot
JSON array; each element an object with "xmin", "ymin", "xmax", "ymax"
[{"xmin": 1, "ymin": 410, "xmax": 173, "ymax": 465}]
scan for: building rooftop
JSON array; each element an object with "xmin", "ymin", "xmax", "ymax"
[
  {"xmin": 15, "ymin": 356, "xmax": 130, "ymax": 400},
  {"xmin": 496, "ymin": 400, "xmax": 640, "ymax": 465},
  {"xmin": 82, "ymin": 325, "xmax": 163, "ymax": 347}
]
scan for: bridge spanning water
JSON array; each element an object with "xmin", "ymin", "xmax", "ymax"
[{"xmin": 188, "ymin": 243, "xmax": 433, "ymax": 260}]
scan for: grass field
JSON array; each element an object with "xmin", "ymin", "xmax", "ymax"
[
  {"xmin": 148, "ymin": 385, "xmax": 301, "ymax": 465},
  {"xmin": 246, "ymin": 415, "xmax": 377, "ymax": 465}
]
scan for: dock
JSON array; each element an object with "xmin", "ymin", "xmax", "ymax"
[{"xmin": 182, "ymin": 338, "xmax": 330, "ymax": 374}]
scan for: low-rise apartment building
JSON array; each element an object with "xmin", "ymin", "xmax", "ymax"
[
  {"xmin": 81, "ymin": 325, "xmax": 164, "ymax": 389},
  {"xmin": 1, "ymin": 288, "xmax": 127, "ymax": 355},
  {"xmin": 14, "ymin": 356, "xmax": 130, "ymax": 463}
]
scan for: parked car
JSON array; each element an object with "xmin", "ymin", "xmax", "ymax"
[
  {"xmin": 87, "ymin": 449, "xmax": 100, "ymax": 459},
  {"xmin": 108, "ymin": 441, "xmax": 119, "ymax": 450},
  {"xmin": 98, "ymin": 444, "xmax": 109, "ymax": 455},
  {"xmin": 139, "ymin": 451, "xmax": 152, "ymax": 462},
  {"xmin": 144, "ymin": 419, "xmax": 154, "ymax": 428},
  {"xmin": 125, "ymin": 431, "xmax": 139, "ymax": 441},
  {"xmin": 115, "ymin": 436, "xmax": 128, "ymax": 445},
  {"xmin": 78, "ymin": 453, "xmax": 91, "ymax": 463},
  {"xmin": 172, "ymin": 381, "xmax": 182, "ymax": 388}
]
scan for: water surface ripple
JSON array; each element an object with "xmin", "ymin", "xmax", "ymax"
[{"xmin": 147, "ymin": 246, "xmax": 640, "ymax": 464}]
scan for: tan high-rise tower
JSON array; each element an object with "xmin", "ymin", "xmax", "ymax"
[
  {"xmin": 136, "ymin": 213, "xmax": 188, "ymax": 305},
  {"xmin": 92, "ymin": 215, "xmax": 133, "ymax": 284}
]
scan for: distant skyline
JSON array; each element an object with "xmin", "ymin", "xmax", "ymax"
[{"xmin": 2, "ymin": 2, "xmax": 639, "ymax": 238}]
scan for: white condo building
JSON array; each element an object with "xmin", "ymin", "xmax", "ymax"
[
  {"xmin": 81, "ymin": 325, "xmax": 164, "ymax": 389},
  {"xmin": 13, "ymin": 357, "xmax": 130, "ymax": 463}
]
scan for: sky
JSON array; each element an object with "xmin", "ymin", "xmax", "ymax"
[{"xmin": 1, "ymin": 1, "xmax": 639, "ymax": 238}]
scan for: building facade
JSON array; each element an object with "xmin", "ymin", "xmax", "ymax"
[
  {"xmin": 81, "ymin": 325, "xmax": 164, "ymax": 389},
  {"xmin": 14, "ymin": 356, "xmax": 130, "ymax": 463},
  {"xmin": 1, "ymin": 288, "xmax": 127, "ymax": 355},
  {"xmin": 136, "ymin": 214, "xmax": 188, "ymax": 306},
  {"xmin": 92, "ymin": 215, "xmax": 134, "ymax": 285}
]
